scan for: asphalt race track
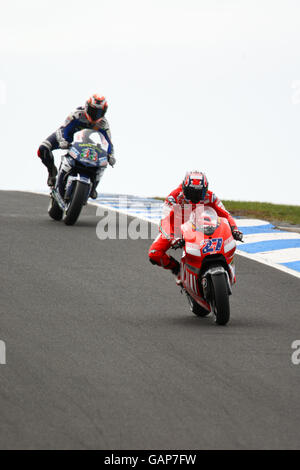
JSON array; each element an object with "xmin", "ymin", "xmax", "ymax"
[{"xmin": 0, "ymin": 191, "xmax": 300, "ymax": 450}]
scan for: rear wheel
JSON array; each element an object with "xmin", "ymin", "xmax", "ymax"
[
  {"xmin": 186, "ymin": 293, "xmax": 210, "ymax": 317},
  {"xmin": 48, "ymin": 197, "xmax": 63, "ymax": 221},
  {"xmin": 63, "ymin": 181, "xmax": 89, "ymax": 226},
  {"xmin": 211, "ymin": 274, "xmax": 230, "ymax": 325}
]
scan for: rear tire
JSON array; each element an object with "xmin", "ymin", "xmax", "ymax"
[
  {"xmin": 211, "ymin": 274, "xmax": 230, "ymax": 325},
  {"xmin": 48, "ymin": 197, "xmax": 63, "ymax": 221},
  {"xmin": 186, "ymin": 293, "xmax": 210, "ymax": 317},
  {"xmin": 63, "ymin": 181, "xmax": 89, "ymax": 226}
]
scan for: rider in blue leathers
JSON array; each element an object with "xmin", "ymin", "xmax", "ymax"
[{"xmin": 37, "ymin": 94, "xmax": 115, "ymax": 199}]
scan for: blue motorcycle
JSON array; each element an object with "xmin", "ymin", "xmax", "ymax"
[{"xmin": 48, "ymin": 129, "xmax": 108, "ymax": 225}]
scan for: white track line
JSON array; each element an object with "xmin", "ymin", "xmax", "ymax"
[
  {"xmin": 236, "ymin": 250, "xmax": 300, "ymax": 279},
  {"xmin": 243, "ymin": 232, "xmax": 300, "ymax": 243},
  {"xmin": 28, "ymin": 191, "xmax": 300, "ymax": 280}
]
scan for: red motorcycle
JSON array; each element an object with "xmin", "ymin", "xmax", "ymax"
[{"xmin": 169, "ymin": 206, "xmax": 237, "ymax": 325}]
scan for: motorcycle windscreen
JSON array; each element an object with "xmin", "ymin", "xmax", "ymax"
[
  {"xmin": 70, "ymin": 130, "xmax": 108, "ymax": 166},
  {"xmin": 72, "ymin": 129, "xmax": 109, "ymax": 151},
  {"xmin": 189, "ymin": 206, "xmax": 220, "ymax": 236}
]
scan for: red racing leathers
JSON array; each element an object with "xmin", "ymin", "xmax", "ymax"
[{"xmin": 148, "ymin": 184, "xmax": 238, "ymax": 271}]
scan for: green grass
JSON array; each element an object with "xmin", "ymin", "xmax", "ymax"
[
  {"xmin": 154, "ymin": 198, "xmax": 300, "ymax": 225},
  {"xmin": 222, "ymin": 201, "xmax": 300, "ymax": 225}
]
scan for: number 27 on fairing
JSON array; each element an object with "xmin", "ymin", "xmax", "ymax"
[{"xmin": 202, "ymin": 238, "xmax": 223, "ymax": 254}]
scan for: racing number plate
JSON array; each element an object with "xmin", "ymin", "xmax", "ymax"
[{"xmin": 202, "ymin": 238, "xmax": 223, "ymax": 254}]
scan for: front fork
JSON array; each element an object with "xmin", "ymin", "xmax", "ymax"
[
  {"xmin": 201, "ymin": 267, "xmax": 232, "ymax": 310},
  {"xmin": 64, "ymin": 175, "xmax": 91, "ymax": 205},
  {"xmin": 51, "ymin": 175, "xmax": 91, "ymax": 211},
  {"xmin": 50, "ymin": 187, "xmax": 65, "ymax": 211}
]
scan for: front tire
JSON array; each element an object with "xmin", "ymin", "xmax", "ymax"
[
  {"xmin": 63, "ymin": 181, "xmax": 89, "ymax": 226},
  {"xmin": 48, "ymin": 197, "xmax": 63, "ymax": 221},
  {"xmin": 211, "ymin": 274, "xmax": 230, "ymax": 325}
]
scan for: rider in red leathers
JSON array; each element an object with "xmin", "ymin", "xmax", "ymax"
[{"xmin": 148, "ymin": 171, "xmax": 243, "ymax": 275}]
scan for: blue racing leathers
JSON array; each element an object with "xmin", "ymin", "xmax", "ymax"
[{"xmin": 38, "ymin": 106, "xmax": 114, "ymax": 170}]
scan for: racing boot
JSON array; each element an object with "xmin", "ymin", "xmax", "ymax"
[
  {"xmin": 47, "ymin": 164, "xmax": 58, "ymax": 187},
  {"xmin": 168, "ymin": 256, "xmax": 180, "ymax": 275},
  {"xmin": 90, "ymin": 186, "xmax": 98, "ymax": 200},
  {"xmin": 90, "ymin": 178, "xmax": 100, "ymax": 199},
  {"xmin": 167, "ymin": 256, "xmax": 182, "ymax": 286}
]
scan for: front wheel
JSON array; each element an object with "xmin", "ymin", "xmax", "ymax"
[
  {"xmin": 63, "ymin": 181, "xmax": 89, "ymax": 226},
  {"xmin": 211, "ymin": 274, "xmax": 230, "ymax": 325},
  {"xmin": 186, "ymin": 292, "xmax": 210, "ymax": 317}
]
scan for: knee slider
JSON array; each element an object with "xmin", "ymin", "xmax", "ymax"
[{"xmin": 148, "ymin": 249, "xmax": 160, "ymax": 265}]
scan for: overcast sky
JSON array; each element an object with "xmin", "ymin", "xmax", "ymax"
[{"xmin": 1, "ymin": 0, "xmax": 300, "ymax": 204}]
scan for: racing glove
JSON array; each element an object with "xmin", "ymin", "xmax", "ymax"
[
  {"xmin": 59, "ymin": 139, "xmax": 70, "ymax": 150},
  {"xmin": 171, "ymin": 238, "xmax": 185, "ymax": 250},
  {"xmin": 232, "ymin": 229, "xmax": 243, "ymax": 242},
  {"xmin": 108, "ymin": 155, "xmax": 116, "ymax": 167}
]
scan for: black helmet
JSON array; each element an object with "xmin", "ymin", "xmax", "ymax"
[
  {"xmin": 85, "ymin": 94, "xmax": 108, "ymax": 122},
  {"xmin": 182, "ymin": 171, "xmax": 208, "ymax": 203}
]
